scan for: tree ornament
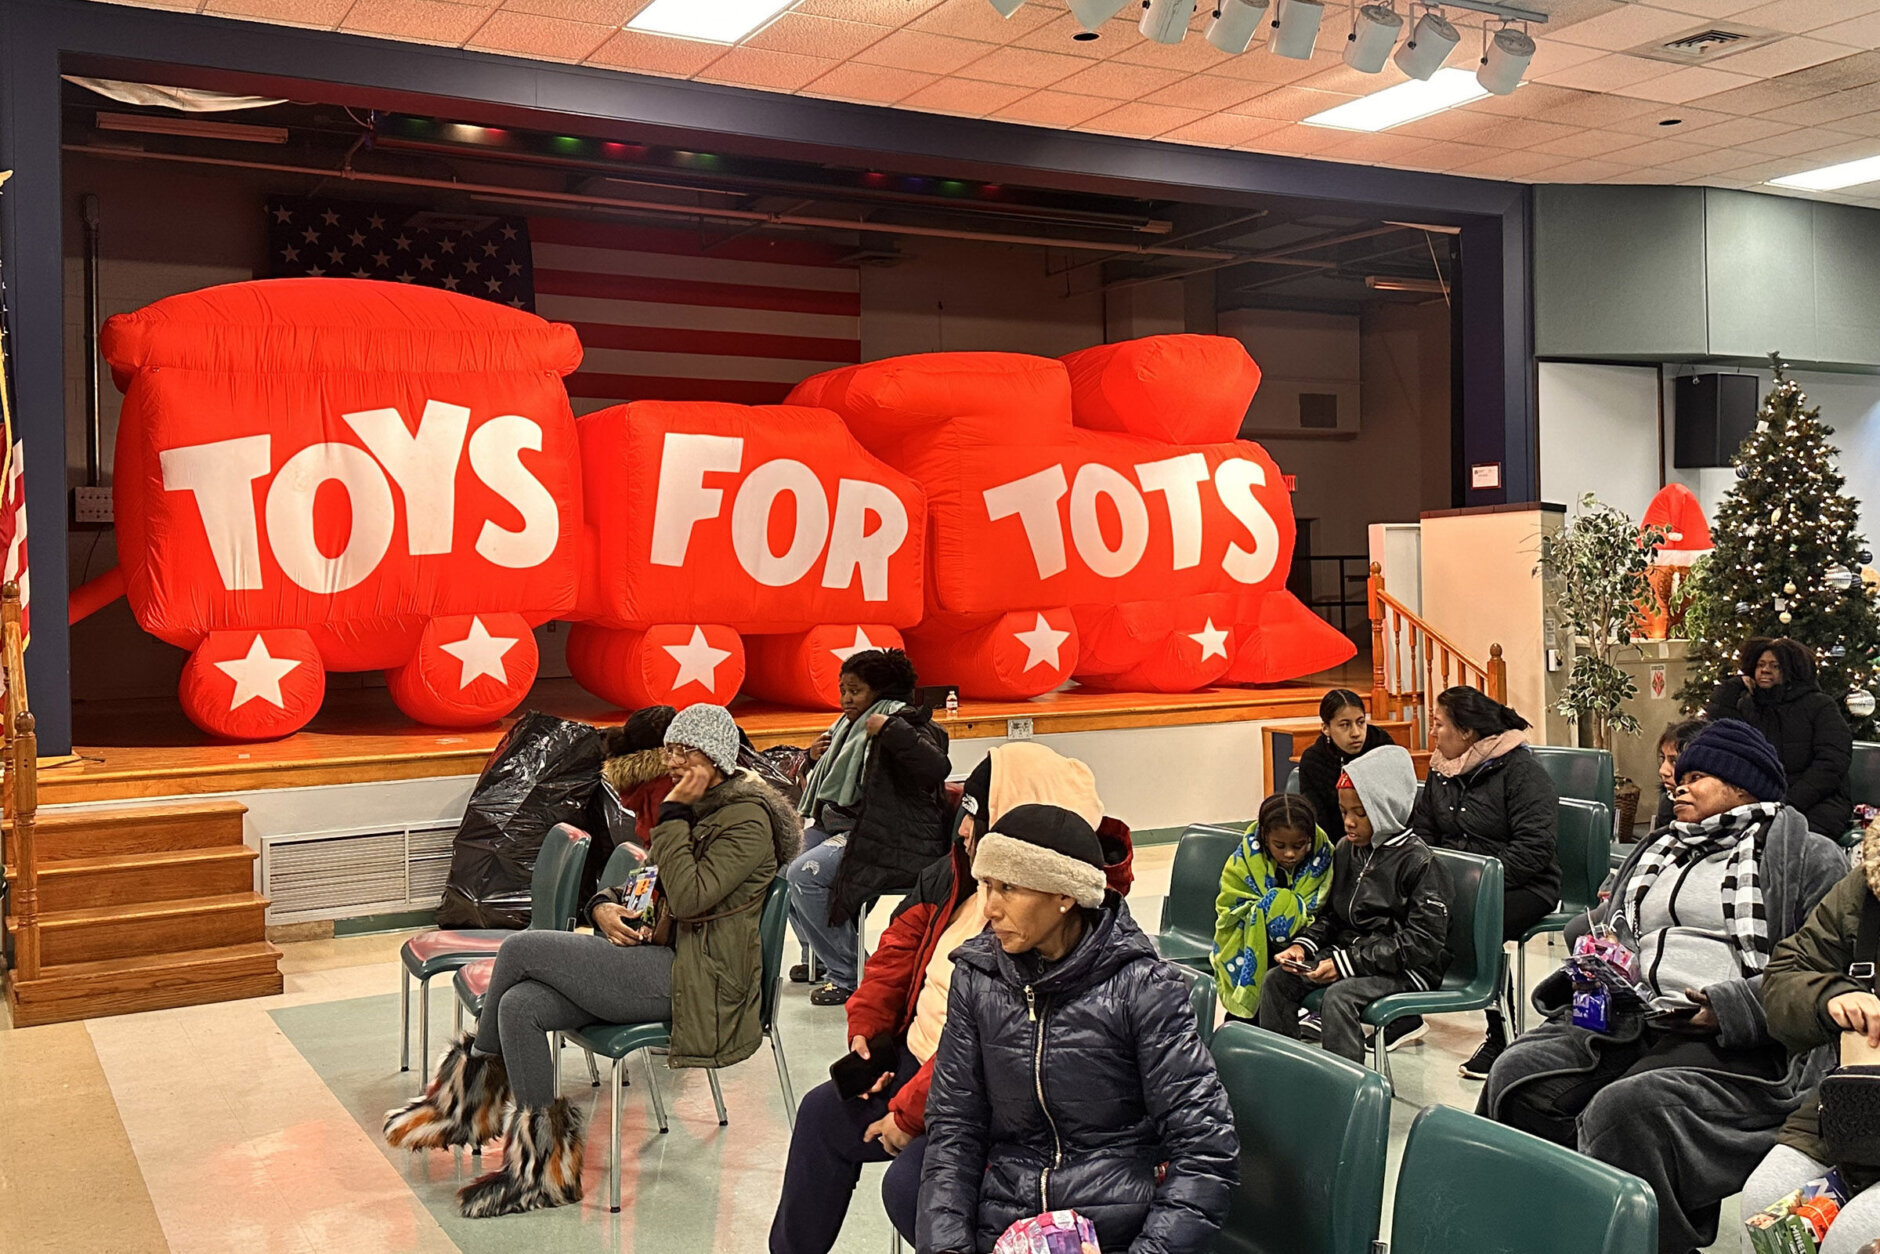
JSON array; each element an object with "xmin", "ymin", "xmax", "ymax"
[
  {"xmin": 1775, "ymin": 597, "xmax": 1790, "ymax": 612},
  {"xmin": 1737, "ymin": 464, "xmax": 1752, "ymax": 480},
  {"xmin": 1849, "ymin": 688, "xmax": 1877, "ymax": 719},
  {"xmin": 1827, "ymin": 565, "xmax": 1856, "ymax": 590},
  {"xmin": 1862, "ymin": 550, "xmax": 1873, "ymax": 565},
  {"xmin": 1736, "ymin": 601, "xmax": 1751, "ymax": 613},
  {"xmin": 1772, "ymin": 508, "xmax": 1783, "ymax": 524},
  {"xmin": 1780, "ymin": 610, "xmax": 1793, "ymax": 624},
  {"xmin": 1784, "ymin": 581, "xmax": 1798, "ymax": 595},
  {"xmin": 1832, "ymin": 644, "xmax": 1848, "ymax": 657}
]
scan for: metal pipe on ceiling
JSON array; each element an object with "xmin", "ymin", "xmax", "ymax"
[
  {"xmin": 62, "ymin": 144, "xmax": 1249, "ymax": 261},
  {"xmin": 1096, "ymin": 224, "xmax": 1409, "ymax": 293},
  {"xmin": 1048, "ymin": 210, "xmax": 1271, "ymax": 277}
]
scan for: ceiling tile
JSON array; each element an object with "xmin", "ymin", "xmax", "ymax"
[
  {"xmin": 1049, "ymin": 59, "xmax": 1191, "ymax": 99},
  {"xmin": 745, "ymin": 13, "xmax": 891, "ymax": 59},
  {"xmin": 1810, "ymin": 12, "xmax": 1880, "ymax": 47},
  {"xmin": 908, "ymin": 0, "xmax": 1058, "ymax": 43},
  {"xmin": 954, "ymin": 44, "xmax": 1090, "ymax": 87},
  {"xmin": 800, "ymin": 60, "xmax": 937, "ymax": 103},
  {"xmin": 896, "ymin": 76, "xmax": 1036, "ymax": 117},
  {"xmin": 1244, "ymin": 126, "xmax": 1349, "ymax": 157},
  {"xmin": 853, "ymin": 28, "xmax": 997, "ymax": 74},
  {"xmin": 1527, "ymin": 128, "xmax": 1653, "ymax": 158},
  {"xmin": 1600, "ymin": 134, "xmax": 1714, "ymax": 164},
  {"xmin": 1142, "ymin": 72, "xmax": 1269, "ymax": 110},
  {"xmin": 464, "ymin": 10, "xmax": 615, "ymax": 61},
  {"xmin": 499, "ymin": 0, "xmax": 636, "ymax": 23},
  {"xmin": 1536, "ymin": 53, "xmax": 1668, "ymax": 92},
  {"xmin": 1458, "ymin": 116, "xmax": 1592, "ymax": 149},
  {"xmin": 1525, "ymin": 38, "xmax": 1608, "ymax": 79},
  {"xmin": 1008, "ymin": 12, "xmax": 1119, "ymax": 58},
  {"xmin": 1452, "ymin": 149, "xmax": 1574, "ymax": 179},
  {"xmin": 202, "ymin": 0, "xmax": 352, "ymax": 26},
  {"xmin": 1710, "ymin": 35, "xmax": 1850, "ymax": 78},
  {"xmin": 1648, "ymin": 0, "xmax": 1768, "ymax": 15},
  {"xmin": 694, "ymin": 45, "xmax": 841, "ymax": 90},
  {"xmin": 1203, "ymin": 42, "xmax": 1343, "ymax": 82},
  {"xmin": 341, "ymin": 0, "xmax": 497, "ymax": 45},
  {"xmin": 1676, "ymin": 114, "xmax": 1797, "ymax": 145},
  {"xmin": 1816, "ymin": 109, "xmax": 1880, "ymax": 136},
  {"xmin": 1225, "ymin": 84, "xmax": 1356, "ymax": 121},
  {"xmin": 1760, "ymin": 80, "xmax": 1880, "ymax": 124},
  {"xmin": 1080, "ymin": 100, "xmax": 1211, "ymax": 138},
  {"xmin": 1533, "ymin": 157, "xmax": 1645, "ymax": 180},
  {"xmin": 794, "ymin": 0, "xmax": 938, "ymax": 24},
  {"xmin": 1686, "ymin": 74, "xmax": 1840, "ymax": 113},
  {"xmin": 1295, "ymin": 61, "xmax": 1411, "ymax": 98},
  {"xmin": 1312, "ymin": 132, "xmax": 1437, "ymax": 163},
  {"xmin": 1158, "ymin": 112, "xmax": 1289, "ymax": 147},
  {"xmin": 1547, "ymin": 4, "xmax": 1710, "ymax": 51},
  {"xmin": 989, "ymin": 88, "xmax": 1119, "ymax": 127},
  {"xmin": 1728, "ymin": 0, "xmax": 1880, "ymax": 34},
  {"xmin": 1613, "ymin": 64, "xmax": 1758, "ymax": 102},
  {"xmin": 1107, "ymin": 29, "xmax": 1241, "ymax": 74},
  {"xmin": 585, "ymin": 28, "xmax": 725, "ymax": 74},
  {"xmin": 1601, "ymin": 107, "xmax": 1730, "ymax": 136}
]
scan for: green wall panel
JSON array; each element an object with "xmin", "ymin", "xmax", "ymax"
[{"xmin": 1534, "ymin": 184, "xmax": 1708, "ymax": 359}]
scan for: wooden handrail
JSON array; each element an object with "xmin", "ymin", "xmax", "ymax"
[
  {"xmin": 2, "ymin": 581, "xmax": 38, "ymax": 984},
  {"xmin": 1368, "ymin": 562, "xmax": 1505, "ymax": 749}
]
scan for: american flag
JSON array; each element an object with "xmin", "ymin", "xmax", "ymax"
[
  {"xmin": 0, "ymin": 170, "xmax": 26, "ymax": 646},
  {"xmin": 265, "ymin": 199, "xmax": 861, "ymax": 410}
]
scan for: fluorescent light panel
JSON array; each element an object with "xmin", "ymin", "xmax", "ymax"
[
  {"xmin": 1303, "ymin": 67, "xmax": 1490, "ymax": 132},
  {"xmin": 1768, "ymin": 155, "xmax": 1880, "ymax": 192},
  {"xmin": 627, "ymin": 0, "xmax": 797, "ymax": 43}
]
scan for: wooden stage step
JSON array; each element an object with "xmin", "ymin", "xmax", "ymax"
[{"xmin": 5, "ymin": 798, "xmax": 282, "ymax": 1026}]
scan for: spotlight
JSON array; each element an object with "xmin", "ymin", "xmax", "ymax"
[
  {"xmin": 1269, "ymin": 0, "xmax": 1324, "ymax": 59},
  {"xmin": 1343, "ymin": 4, "xmax": 1402, "ymax": 73},
  {"xmin": 1393, "ymin": 9, "xmax": 1460, "ymax": 80},
  {"xmin": 1069, "ymin": 0, "xmax": 1132, "ymax": 28},
  {"xmin": 1140, "ymin": 0, "xmax": 1199, "ymax": 44},
  {"xmin": 984, "ymin": 0, "xmax": 1024, "ymax": 14},
  {"xmin": 1477, "ymin": 25, "xmax": 1534, "ymax": 95},
  {"xmin": 1205, "ymin": 0, "xmax": 1270, "ymax": 53}
]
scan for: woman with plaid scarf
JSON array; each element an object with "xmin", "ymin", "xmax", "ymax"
[{"xmin": 1478, "ymin": 719, "xmax": 1847, "ymax": 1254}]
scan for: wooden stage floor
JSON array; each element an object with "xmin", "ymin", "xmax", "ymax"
[{"xmin": 47, "ymin": 665, "xmax": 1366, "ymax": 806}]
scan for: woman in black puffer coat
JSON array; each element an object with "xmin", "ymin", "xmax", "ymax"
[
  {"xmin": 1707, "ymin": 636, "xmax": 1853, "ymax": 837},
  {"xmin": 920, "ymin": 804, "xmax": 1237, "ymax": 1254}
]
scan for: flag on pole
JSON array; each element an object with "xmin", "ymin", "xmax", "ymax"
[{"xmin": 0, "ymin": 170, "xmax": 29, "ymax": 646}]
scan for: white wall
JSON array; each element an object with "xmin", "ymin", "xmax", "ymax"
[{"xmin": 1538, "ymin": 363, "xmax": 1662, "ymax": 519}]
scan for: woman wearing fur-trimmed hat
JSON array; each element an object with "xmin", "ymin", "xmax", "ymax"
[
  {"xmin": 385, "ymin": 703, "xmax": 801, "ymax": 1218},
  {"xmin": 920, "ymin": 804, "xmax": 1237, "ymax": 1254},
  {"xmin": 1479, "ymin": 718, "xmax": 1846, "ymax": 1254}
]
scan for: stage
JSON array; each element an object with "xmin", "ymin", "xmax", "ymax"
[{"xmin": 48, "ymin": 668, "xmax": 1367, "ymax": 808}]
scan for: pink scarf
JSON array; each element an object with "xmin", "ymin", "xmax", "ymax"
[{"xmin": 1428, "ymin": 728, "xmax": 1529, "ymax": 778}]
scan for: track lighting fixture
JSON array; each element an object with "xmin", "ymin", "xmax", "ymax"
[
  {"xmin": 1140, "ymin": 0, "xmax": 1199, "ymax": 43},
  {"xmin": 1393, "ymin": 8, "xmax": 1460, "ymax": 79},
  {"xmin": 1205, "ymin": 0, "xmax": 1271, "ymax": 52},
  {"xmin": 1476, "ymin": 24, "xmax": 1534, "ymax": 94},
  {"xmin": 1069, "ymin": 0, "xmax": 1133, "ymax": 28},
  {"xmin": 983, "ymin": 0, "xmax": 1025, "ymax": 15},
  {"xmin": 1343, "ymin": 4, "xmax": 1403, "ymax": 72},
  {"xmin": 1269, "ymin": 0, "xmax": 1325, "ymax": 59}
]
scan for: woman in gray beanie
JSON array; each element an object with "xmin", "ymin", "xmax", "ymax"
[
  {"xmin": 387, "ymin": 702, "xmax": 801, "ymax": 1218},
  {"xmin": 1478, "ymin": 718, "xmax": 1845, "ymax": 1254}
]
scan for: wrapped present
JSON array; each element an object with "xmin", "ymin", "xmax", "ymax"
[
  {"xmin": 994, "ymin": 1209, "xmax": 1100, "ymax": 1254},
  {"xmin": 1746, "ymin": 1170, "xmax": 1851, "ymax": 1254}
]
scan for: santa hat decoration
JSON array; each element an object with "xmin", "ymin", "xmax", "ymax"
[{"xmin": 1642, "ymin": 483, "xmax": 1713, "ymax": 568}]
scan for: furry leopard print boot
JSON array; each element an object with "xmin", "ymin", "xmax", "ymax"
[
  {"xmin": 457, "ymin": 1098, "xmax": 587, "ymax": 1218},
  {"xmin": 383, "ymin": 1033, "xmax": 510, "ymax": 1151}
]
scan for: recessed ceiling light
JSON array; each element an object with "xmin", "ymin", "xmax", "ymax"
[
  {"xmin": 627, "ymin": 0, "xmax": 798, "ymax": 44},
  {"xmin": 1303, "ymin": 67, "xmax": 1490, "ymax": 132},
  {"xmin": 1768, "ymin": 155, "xmax": 1880, "ymax": 192},
  {"xmin": 1659, "ymin": 118, "xmax": 1683, "ymax": 126}
]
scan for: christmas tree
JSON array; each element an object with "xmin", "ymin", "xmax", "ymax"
[{"xmin": 1680, "ymin": 355, "xmax": 1880, "ymax": 737}]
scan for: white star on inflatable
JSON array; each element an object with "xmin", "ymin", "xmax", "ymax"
[
  {"xmin": 665, "ymin": 627, "xmax": 734, "ymax": 691},
  {"xmin": 440, "ymin": 617, "xmax": 520, "ymax": 689},
  {"xmin": 1013, "ymin": 614, "xmax": 1072, "ymax": 672},
  {"xmin": 831, "ymin": 627, "xmax": 880, "ymax": 664},
  {"xmin": 1189, "ymin": 618, "xmax": 1230, "ymax": 662},
  {"xmin": 215, "ymin": 636, "xmax": 301, "ymax": 711}
]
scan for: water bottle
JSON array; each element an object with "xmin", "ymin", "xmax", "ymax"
[{"xmin": 945, "ymin": 689, "xmax": 959, "ymax": 719}]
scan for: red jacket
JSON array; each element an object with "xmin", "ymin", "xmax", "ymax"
[{"xmin": 847, "ymin": 816, "xmax": 1134, "ymax": 1136}]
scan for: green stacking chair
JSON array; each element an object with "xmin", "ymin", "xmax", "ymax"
[
  {"xmin": 1843, "ymin": 741, "xmax": 1880, "ymax": 848},
  {"xmin": 1166, "ymin": 962, "xmax": 1218, "ymax": 1045},
  {"xmin": 1308, "ymin": 848, "xmax": 1503, "ymax": 1094},
  {"xmin": 398, "ymin": 822, "xmax": 591, "ymax": 1075},
  {"xmin": 1388, "ymin": 1104, "xmax": 1657, "ymax": 1254},
  {"xmin": 1515, "ymin": 799, "xmax": 1610, "ymax": 1031},
  {"xmin": 566, "ymin": 876, "xmax": 795, "ymax": 1213},
  {"xmin": 1150, "ymin": 825, "xmax": 1241, "ymax": 970},
  {"xmin": 1528, "ymin": 746, "xmax": 1616, "ymax": 814},
  {"xmin": 1210, "ymin": 1023, "xmax": 1390, "ymax": 1254},
  {"xmin": 1284, "ymin": 766, "xmax": 1302, "ymax": 795}
]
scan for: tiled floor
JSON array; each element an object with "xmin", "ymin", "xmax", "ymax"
[{"xmin": 0, "ymin": 845, "xmax": 1743, "ymax": 1253}]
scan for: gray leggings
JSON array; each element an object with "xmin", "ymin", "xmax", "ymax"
[{"xmin": 473, "ymin": 930, "xmax": 674, "ymax": 1106}]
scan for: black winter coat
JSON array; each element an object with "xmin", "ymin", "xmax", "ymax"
[
  {"xmin": 1296, "ymin": 725, "xmax": 1396, "ymax": 838},
  {"xmin": 1713, "ymin": 681, "xmax": 1853, "ymax": 836},
  {"xmin": 1296, "ymin": 831, "xmax": 1453, "ymax": 988},
  {"xmin": 1412, "ymin": 744, "xmax": 1561, "ymax": 903},
  {"xmin": 919, "ymin": 901, "xmax": 1238, "ymax": 1254},
  {"xmin": 827, "ymin": 706, "xmax": 952, "ymax": 927}
]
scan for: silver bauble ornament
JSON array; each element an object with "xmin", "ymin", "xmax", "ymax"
[
  {"xmin": 1784, "ymin": 582, "xmax": 1798, "ymax": 595},
  {"xmin": 1827, "ymin": 565, "xmax": 1856, "ymax": 590},
  {"xmin": 1780, "ymin": 611, "xmax": 1793, "ymax": 624},
  {"xmin": 1848, "ymin": 688, "xmax": 1877, "ymax": 719}
]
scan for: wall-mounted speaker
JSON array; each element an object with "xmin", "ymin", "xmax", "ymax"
[{"xmin": 1674, "ymin": 373, "xmax": 1758, "ymax": 468}]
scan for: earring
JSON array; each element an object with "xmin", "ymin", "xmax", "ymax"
[{"xmin": 1059, "ymin": 905, "xmax": 1069, "ymax": 914}]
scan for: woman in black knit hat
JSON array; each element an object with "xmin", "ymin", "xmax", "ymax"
[{"xmin": 919, "ymin": 804, "xmax": 1238, "ymax": 1254}]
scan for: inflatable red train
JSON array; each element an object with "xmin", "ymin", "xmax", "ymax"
[{"xmin": 99, "ymin": 279, "xmax": 1352, "ymax": 740}]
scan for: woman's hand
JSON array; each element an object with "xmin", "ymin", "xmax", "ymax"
[
  {"xmin": 594, "ymin": 903, "xmax": 649, "ymax": 947},
  {"xmin": 1682, "ymin": 987, "xmax": 1719, "ymax": 1034},
  {"xmin": 852, "ymin": 1034, "xmax": 894, "ymax": 1097},
  {"xmin": 864, "ymin": 713, "xmax": 889, "ymax": 737},
  {"xmin": 667, "ymin": 762, "xmax": 716, "ymax": 806},
  {"xmin": 863, "ymin": 1113, "xmax": 914, "ymax": 1156},
  {"xmin": 1830, "ymin": 991, "xmax": 1880, "ymax": 1047},
  {"xmin": 808, "ymin": 731, "xmax": 833, "ymax": 763}
]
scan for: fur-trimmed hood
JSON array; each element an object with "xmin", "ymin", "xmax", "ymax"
[
  {"xmin": 693, "ymin": 768, "xmax": 804, "ymax": 865},
  {"xmin": 603, "ymin": 747, "xmax": 669, "ymax": 795},
  {"xmin": 1865, "ymin": 821, "xmax": 1880, "ymax": 898}
]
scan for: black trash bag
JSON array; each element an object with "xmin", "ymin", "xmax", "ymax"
[{"xmin": 436, "ymin": 711, "xmax": 605, "ymax": 930}]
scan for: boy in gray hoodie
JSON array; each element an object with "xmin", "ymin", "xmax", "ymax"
[{"xmin": 1259, "ymin": 745, "xmax": 1453, "ymax": 1063}]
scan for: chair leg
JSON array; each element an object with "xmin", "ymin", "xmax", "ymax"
[
  {"xmin": 890, "ymin": 1230, "xmax": 904, "ymax": 1254},
  {"xmin": 771, "ymin": 1028, "xmax": 798, "ymax": 1131},
  {"xmin": 1374, "ymin": 1022, "xmax": 1395, "ymax": 1096},
  {"xmin": 1516, "ymin": 942, "xmax": 1529, "ymax": 1034},
  {"xmin": 419, "ymin": 976, "xmax": 432, "ymax": 1076},
  {"xmin": 400, "ymin": 966, "xmax": 412, "ymax": 1072},
  {"xmin": 610, "ymin": 1055, "xmax": 624, "ymax": 1214},
  {"xmin": 553, "ymin": 1032, "xmax": 563, "ymax": 1095},
  {"xmin": 453, "ymin": 995, "xmax": 463, "ymax": 1034},
  {"xmin": 585, "ymin": 1047, "xmax": 601, "ymax": 1088},
  {"xmin": 707, "ymin": 1068, "xmax": 728, "ymax": 1127},
  {"xmin": 642, "ymin": 1048, "xmax": 670, "ymax": 1134}
]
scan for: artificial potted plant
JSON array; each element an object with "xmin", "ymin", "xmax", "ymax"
[{"xmin": 1538, "ymin": 493, "xmax": 1669, "ymax": 836}]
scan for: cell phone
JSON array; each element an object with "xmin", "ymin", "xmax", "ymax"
[
  {"xmin": 829, "ymin": 1033, "xmax": 899, "ymax": 1100},
  {"xmin": 1277, "ymin": 956, "xmax": 1314, "ymax": 973}
]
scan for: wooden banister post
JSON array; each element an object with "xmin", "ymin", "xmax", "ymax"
[
  {"xmin": 1368, "ymin": 562, "xmax": 1388, "ymax": 719},
  {"xmin": 12, "ymin": 710, "xmax": 38, "ymax": 983},
  {"xmin": 1487, "ymin": 644, "xmax": 1508, "ymax": 705}
]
